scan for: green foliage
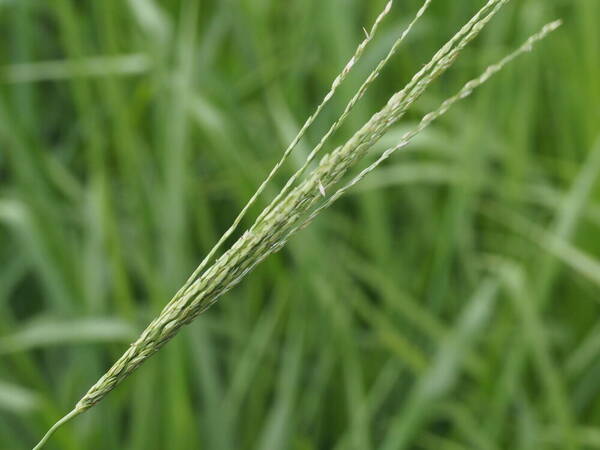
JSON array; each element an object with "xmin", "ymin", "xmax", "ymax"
[{"xmin": 0, "ymin": 0, "xmax": 599, "ymax": 449}]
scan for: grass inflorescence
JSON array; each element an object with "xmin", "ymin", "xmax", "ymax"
[{"xmin": 29, "ymin": 0, "xmax": 562, "ymax": 448}]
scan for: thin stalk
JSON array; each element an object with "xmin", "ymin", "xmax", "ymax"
[{"xmin": 32, "ymin": 409, "xmax": 83, "ymax": 450}]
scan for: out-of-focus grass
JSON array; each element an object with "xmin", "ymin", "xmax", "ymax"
[{"xmin": 0, "ymin": 0, "xmax": 599, "ymax": 449}]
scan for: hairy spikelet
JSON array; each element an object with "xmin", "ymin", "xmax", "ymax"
[{"xmin": 33, "ymin": 1, "xmax": 560, "ymax": 448}]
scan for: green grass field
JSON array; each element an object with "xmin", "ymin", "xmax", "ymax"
[{"xmin": 1, "ymin": 0, "xmax": 599, "ymax": 449}]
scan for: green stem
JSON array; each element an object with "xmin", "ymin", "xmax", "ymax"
[{"xmin": 32, "ymin": 408, "xmax": 82, "ymax": 450}]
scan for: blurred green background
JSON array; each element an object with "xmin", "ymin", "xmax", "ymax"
[{"xmin": 1, "ymin": 0, "xmax": 599, "ymax": 449}]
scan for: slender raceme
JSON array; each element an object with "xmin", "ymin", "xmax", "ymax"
[
  {"xmin": 33, "ymin": 1, "xmax": 560, "ymax": 447},
  {"xmin": 294, "ymin": 19, "xmax": 564, "ymax": 233},
  {"xmin": 173, "ymin": 0, "xmax": 397, "ymax": 303}
]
